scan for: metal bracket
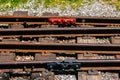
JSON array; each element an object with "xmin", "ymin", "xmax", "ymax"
[{"xmin": 46, "ymin": 61, "xmax": 81, "ymax": 71}]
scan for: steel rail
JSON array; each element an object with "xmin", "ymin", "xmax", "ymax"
[
  {"xmin": 0, "ymin": 34, "xmax": 119, "ymax": 38},
  {"xmin": 0, "ymin": 28, "xmax": 119, "ymax": 36},
  {"xmin": 0, "ymin": 49, "xmax": 120, "ymax": 54},
  {"xmin": 0, "ymin": 59, "xmax": 119, "ymax": 65},
  {"xmin": 0, "ymin": 42, "xmax": 120, "ymax": 51},
  {"xmin": 0, "ymin": 16, "xmax": 120, "ymax": 25}
]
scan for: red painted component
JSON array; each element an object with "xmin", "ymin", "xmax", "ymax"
[
  {"xmin": 49, "ymin": 18, "xmax": 63, "ymax": 24},
  {"xmin": 57, "ymin": 18, "xmax": 63, "ymax": 24},
  {"xmin": 49, "ymin": 17, "xmax": 76, "ymax": 25},
  {"xmin": 49, "ymin": 18, "xmax": 57, "ymax": 24},
  {"xmin": 63, "ymin": 18, "xmax": 76, "ymax": 25}
]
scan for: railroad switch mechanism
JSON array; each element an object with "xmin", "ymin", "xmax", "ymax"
[
  {"xmin": 46, "ymin": 61, "xmax": 81, "ymax": 71},
  {"xmin": 0, "ymin": 14, "xmax": 120, "ymax": 79}
]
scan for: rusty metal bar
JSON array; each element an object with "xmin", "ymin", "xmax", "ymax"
[
  {"xmin": 0, "ymin": 49, "xmax": 120, "ymax": 54},
  {"xmin": 0, "ymin": 34, "xmax": 119, "ymax": 38},
  {"xmin": 0, "ymin": 28, "xmax": 120, "ymax": 36},
  {"xmin": 0, "ymin": 59, "xmax": 119, "ymax": 65},
  {"xmin": 0, "ymin": 42, "xmax": 120, "ymax": 51},
  {"xmin": 81, "ymin": 67, "xmax": 120, "ymax": 70}
]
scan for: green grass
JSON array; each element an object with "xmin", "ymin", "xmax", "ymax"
[
  {"xmin": 0, "ymin": 0, "xmax": 93, "ymax": 11},
  {"xmin": 103, "ymin": 0, "xmax": 120, "ymax": 10},
  {"xmin": 0, "ymin": 0, "xmax": 29, "ymax": 11},
  {"xmin": 0, "ymin": 0, "xmax": 120, "ymax": 11}
]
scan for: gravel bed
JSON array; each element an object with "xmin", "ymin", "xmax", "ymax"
[
  {"xmin": 58, "ymin": 39, "xmax": 76, "ymax": 44},
  {"xmin": 100, "ymin": 72, "xmax": 119, "ymax": 80},
  {"xmin": 9, "ymin": 71, "xmax": 120, "ymax": 80},
  {"xmin": 0, "ymin": 1, "xmax": 120, "ymax": 17},
  {"xmin": 99, "ymin": 55, "xmax": 115, "ymax": 59},
  {"xmin": 54, "ymin": 75, "xmax": 76, "ymax": 80},
  {"xmin": 16, "ymin": 55, "xmax": 34, "ymax": 61},
  {"xmin": 96, "ymin": 38, "xmax": 110, "ymax": 44},
  {"xmin": 56, "ymin": 56, "xmax": 76, "ymax": 60}
]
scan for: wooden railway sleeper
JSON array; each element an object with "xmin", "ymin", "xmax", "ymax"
[
  {"xmin": 83, "ymin": 52, "xmax": 95, "ymax": 57},
  {"xmin": 9, "ymin": 66, "xmax": 35, "ymax": 75},
  {"xmin": 9, "ymin": 68, "xmax": 54, "ymax": 80},
  {"xmin": 31, "ymin": 70, "xmax": 54, "ymax": 80},
  {"xmin": 88, "ymin": 70, "xmax": 98, "ymax": 75},
  {"xmin": 77, "ymin": 52, "xmax": 99, "ymax": 59},
  {"xmin": 78, "ymin": 71, "xmax": 120, "ymax": 80},
  {"xmin": 111, "ymin": 35, "xmax": 120, "ymax": 44}
]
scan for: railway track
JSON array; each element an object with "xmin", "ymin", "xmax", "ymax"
[
  {"xmin": 0, "ymin": 16, "xmax": 120, "ymax": 27},
  {"xmin": 0, "ymin": 14, "xmax": 120, "ymax": 80}
]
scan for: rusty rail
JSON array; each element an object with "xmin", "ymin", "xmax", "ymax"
[
  {"xmin": 0, "ymin": 59, "xmax": 120, "ymax": 65},
  {"xmin": 0, "ymin": 28, "xmax": 119, "ymax": 38},
  {"xmin": 0, "ymin": 16, "xmax": 120, "ymax": 26},
  {"xmin": 0, "ymin": 42, "xmax": 120, "ymax": 51},
  {"xmin": 0, "ymin": 60, "xmax": 119, "ymax": 71}
]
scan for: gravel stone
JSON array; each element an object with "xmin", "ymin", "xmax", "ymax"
[
  {"xmin": 1, "ymin": 1, "xmax": 120, "ymax": 17},
  {"xmin": 54, "ymin": 75, "xmax": 76, "ymax": 80}
]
